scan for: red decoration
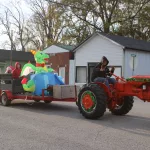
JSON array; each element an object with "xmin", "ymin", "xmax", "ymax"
[
  {"xmin": 36, "ymin": 63, "xmax": 45, "ymax": 67},
  {"xmin": 21, "ymin": 78, "xmax": 28, "ymax": 84}
]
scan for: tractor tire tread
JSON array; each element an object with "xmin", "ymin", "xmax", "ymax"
[
  {"xmin": 78, "ymin": 84, "xmax": 107, "ymax": 119},
  {"xmin": 111, "ymin": 96, "xmax": 134, "ymax": 115}
]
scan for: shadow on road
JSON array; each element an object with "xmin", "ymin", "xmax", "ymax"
[{"xmin": 8, "ymin": 101, "xmax": 150, "ymax": 137}]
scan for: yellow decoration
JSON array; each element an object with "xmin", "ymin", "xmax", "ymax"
[{"xmin": 30, "ymin": 50, "xmax": 36, "ymax": 55}]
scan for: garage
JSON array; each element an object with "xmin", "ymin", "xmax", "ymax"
[{"xmin": 73, "ymin": 32, "xmax": 150, "ymax": 84}]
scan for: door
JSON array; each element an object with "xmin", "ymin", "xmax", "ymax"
[
  {"xmin": 88, "ymin": 63, "xmax": 122, "ymax": 82},
  {"xmin": 59, "ymin": 67, "xmax": 65, "ymax": 83},
  {"xmin": 87, "ymin": 63, "xmax": 97, "ymax": 83},
  {"xmin": 69, "ymin": 60, "xmax": 75, "ymax": 84}
]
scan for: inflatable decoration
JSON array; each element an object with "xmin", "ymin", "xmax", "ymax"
[
  {"xmin": 21, "ymin": 50, "xmax": 64, "ymax": 96},
  {"xmin": 5, "ymin": 66, "xmax": 15, "ymax": 73}
]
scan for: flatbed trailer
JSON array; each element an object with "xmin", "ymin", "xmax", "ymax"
[{"xmin": 0, "ymin": 74, "xmax": 78, "ymax": 106}]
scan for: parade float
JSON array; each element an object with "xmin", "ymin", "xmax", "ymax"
[{"xmin": 0, "ymin": 50, "xmax": 79, "ymax": 106}]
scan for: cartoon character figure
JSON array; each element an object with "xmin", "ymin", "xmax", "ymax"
[
  {"xmin": 21, "ymin": 50, "xmax": 54, "ymax": 76},
  {"xmin": 21, "ymin": 50, "xmax": 64, "ymax": 94}
]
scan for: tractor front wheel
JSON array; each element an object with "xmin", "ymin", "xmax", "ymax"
[
  {"xmin": 78, "ymin": 84, "xmax": 107, "ymax": 119},
  {"xmin": 111, "ymin": 96, "xmax": 134, "ymax": 115}
]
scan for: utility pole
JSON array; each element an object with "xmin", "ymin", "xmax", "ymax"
[
  {"xmin": 10, "ymin": 30, "xmax": 13, "ymax": 66},
  {"xmin": 131, "ymin": 54, "xmax": 136, "ymax": 76}
]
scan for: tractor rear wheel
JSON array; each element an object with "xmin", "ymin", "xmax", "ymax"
[
  {"xmin": 111, "ymin": 96, "xmax": 134, "ymax": 115},
  {"xmin": 78, "ymin": 84, "xmax": 107, "ymax": 119}
]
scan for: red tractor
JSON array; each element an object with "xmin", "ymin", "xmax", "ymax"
[{"xmin": 77, "ymin": 74, "xmax": 150, "ymax": 119}]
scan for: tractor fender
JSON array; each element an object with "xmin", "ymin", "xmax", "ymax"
[{"xmin": 93, "ymin": 82, "xmax": 111, "ymax": 97}]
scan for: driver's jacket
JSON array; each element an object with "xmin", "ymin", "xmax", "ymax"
[{"xmin": 91, "ymin": 63, "xmax": 114, "ymax": 82}]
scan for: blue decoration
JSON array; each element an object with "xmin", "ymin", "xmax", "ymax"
[{"xmin": 30, "ymin": 72, "xmax": 64, "ymax": 96}]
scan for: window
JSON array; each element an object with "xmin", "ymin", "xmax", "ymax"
[
  {"xmin": 76, "ymin": 67, "xmax": 87, "ymax": 83},
  {"xmin": 59, "ymin": 67, "xmax": 65, "ymax": 82},
  {"xmin": 108, "ymin": 66, "xmax": 122, "ymax": 78}
]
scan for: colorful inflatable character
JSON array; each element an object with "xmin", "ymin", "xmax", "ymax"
[
  {"xmin": 21, "ymin": 50, "xmax": 64, "ymax": 94},
  {"xmin": 21, "ymin": 50, "xmax": 54, "ymax": 76}
]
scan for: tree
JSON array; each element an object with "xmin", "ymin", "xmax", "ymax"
[
  {"xmin": 58, "ymin": 0, "xmax": 150, "ymax": 34},
  {"xmin": 60, "ymin": 17, "xmax": 95, "ymax": 45},
  {"xmin": 25, "ymin": 16, "xmax": 46, "ymax": 50},
  {"xmin": 28, "ymin": 0, "xmax": 68, "ymax": 47},
  {"xmin": 0, "ymin": 2, "xmax": 34, "ymax": 51},
  {"xmin": 0, "ymin": 8, "xmax": 17, "ymax": 50},
  {"xmin": 115, "ymin": 2, "xmax": 150, "ymax": 41}
]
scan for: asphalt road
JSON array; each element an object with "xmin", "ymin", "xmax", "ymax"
[{"xmin": 0, "ymin": 98, "xmax": 150, "ymax": 150}]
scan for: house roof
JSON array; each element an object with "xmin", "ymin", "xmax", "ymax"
[
  {"xmin": 73, "ymin": 32, "xmax": 150, "ymax": 52},
  {"xmin": 44, "ymin": 44, "xmax": 76, "ymax": 54},
  {"xmin": 0, "ymin": 49, "xmax": 35, "ymax": 62},
  {"xmin": 44, "ymin": 45, "xmax": 69, "ymax": 54},
  {"xmin": 100, "ymin": 32, "xmax": 150, "ymax": 51},
  {"xmin": 56, "ymin": 44, "xmax": 76, "ymax": 51}
]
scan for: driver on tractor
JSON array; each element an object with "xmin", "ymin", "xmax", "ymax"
[{"xmin": 91, "ymin": 56, "xmax": 116, "ymax": 89}]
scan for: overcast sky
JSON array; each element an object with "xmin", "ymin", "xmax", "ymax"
[{"xmin": 0, "ymin": 0, "xmax": 32, "ymax": 49}]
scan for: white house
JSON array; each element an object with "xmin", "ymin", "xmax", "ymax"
[{"xmin": 72, "ymin": 32, "xmax": 150, "ymax": 84}]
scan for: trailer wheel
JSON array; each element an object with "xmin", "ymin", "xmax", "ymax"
[
  {"xmin": 44, "ymin": 100, "xmax": 52, "ymax": 104},
  {"xmin": 34, "ymin": 100, "xmax": 40, "ymax": 103},
  {"xmin": 1, "ymin": 92, "xmax": 11, "ymax": 106},
  {"xmin": 78, "ymin": 84, "xmax": 107, "ymax": 119},
  {"xmin": 111, "ymin": 96, "xmax": 134, "ymax": 115}
]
